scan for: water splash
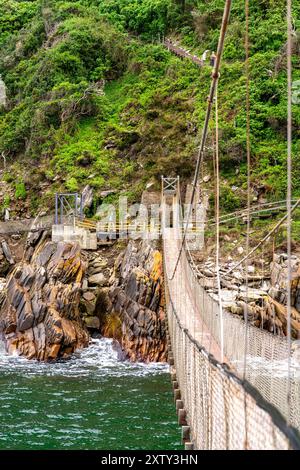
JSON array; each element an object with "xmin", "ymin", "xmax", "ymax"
[
  {"xmin": 232, "ymin": 355, "xmax": 300, "ymax": 379},
  {"xmin": 0, "ymin": 337, "xmax": 169, "ymax": 378},
  {"xmin": 0, "ymin": 338, "xmax": 180, "ymax": 450}
]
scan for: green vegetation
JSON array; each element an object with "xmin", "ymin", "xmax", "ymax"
[
  {"xmin": 0, "ymin": 0, "xmax": 38, "ymax": 47},
  {"xmin": 15, "ymin": 181, "xmax": 27, "ymax": 199},
  {"xmin": 2, "ymin": 194, "xmax": 10, "ymax": 210},
  {"xmin": 0, "ymin": 0, "xmax": 299, "ymax": 218}
]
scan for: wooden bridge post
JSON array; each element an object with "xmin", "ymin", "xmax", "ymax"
[
  {"xmin": 168, "ymin": 352, "xmax": 174, "ymax": 366},
  {"xmin": 182, "ymin": 425, "xmax": 191, "ymax": 442},
  {"xmin": 178, "ymin": 408, "xmax": 187, "ymax": 426},
  {"xmin": 184, "ymin": 442, "xmax": 194, "ymax": 450},
  {"xmin": 176, "ymin": 399, "xmax": 184, "ymax": 411}
]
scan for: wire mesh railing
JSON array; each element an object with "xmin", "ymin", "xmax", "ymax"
[
  {"xmin": 164, "ymin": 250, "xmax": 300, "ymax": 449},
  {"xmin": 162, "ymin": 198, "xmax": 300, "ymax": 449},
  {"xmin": 183, "ymin": 241, "xmax": 300, "ymax": 430}
]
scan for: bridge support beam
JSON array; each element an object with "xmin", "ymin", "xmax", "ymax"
[
  {"xmin": 167, "ymin": 319, "xmax": 194, "ymax": 448},
  {"xmin": 168, "ymin": 353, "xmax": 174, "ymax": 366},
  {"xmin": 184, "ymin": 442, "xmax": 194, "ymax": 451},
  {"xmin": 169, "ymin": 356, "xmax": 194, "ymax": 448},
  {"xmin": 178, "ymin": 408, "xmax": 187, "ymax": 426},
  {"xmin": 182, "ymin": 426, "xmax": 190, "ymax": 443},
  {"xmin": 176, "ymin": 399, "xmax": 184, "ymax": 411}
]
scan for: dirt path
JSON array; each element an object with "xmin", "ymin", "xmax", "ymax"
[{"xmin": 0, "ymin": 215, "xmax": 53, "ymax": 235}]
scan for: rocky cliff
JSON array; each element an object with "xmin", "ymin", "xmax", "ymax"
[
  {"xmin": 0, "ymin": 231, "xmax": 89, "ymax": 360},
  {"xmin": 108, "ymin": 240, "xmax": 167, "ymax": 362},
  {"xmin": 270, "ymin": 253, "xmax": 300, "ymax": 310},
  {"xmin": 0, "ymin": 239, "xmax": 14, "ymax": 277}
]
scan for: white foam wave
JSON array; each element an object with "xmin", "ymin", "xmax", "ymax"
[
  {"xmin": 232, "ymin": 355, "xmax": 300, "ymax": 379},
  {"xmin": 0, "ymin": 338, "xmax": 169, "ymax": 378}
]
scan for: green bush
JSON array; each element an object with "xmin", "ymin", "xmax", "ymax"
[
  {"xmin": 0, "ymin": 0, "xmax": 37, "ymax": 47},
  {"xmin": 0, "ymin": 0, "xmax": 299, "ymax": 213},
  {"xmin": 219, "ymin": 186, "xmax": 241, "ymax": 213},
  {"xmin": 15, "ymin": 181, "xmax": 27, "ymax": 200},
  {"xmin": 2, "ymin": 194, "xmax": 10, "ymax": 208},
  {"xmin": 65, "ymin": 177, "xmax": 79, "ymax": 192}
]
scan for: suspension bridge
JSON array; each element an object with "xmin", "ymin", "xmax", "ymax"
[
  {"xmin": 159, "ymin": 0, "xmax": 300, "ymax": 451},
  {"xmin": 48, "ymin": 0, "xmax": 300, "ymax": 449},
  {"xmin": 2, "ymin": 0, "xmax": 297, "ymax": 450},
  {"xmin": 161, "ymin": 177, "xmax": 300, "ymax": 450}
]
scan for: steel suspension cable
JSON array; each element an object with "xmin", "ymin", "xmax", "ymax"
[
  {"xmin": 243, "ymin": 0, "xmax": 251, "ymax": 381},
  {"xmin": 225, "ymin": 198, "xmax": 300, "ymax": 275},
  {"xmin": 168, "ymin": 0, "xmax": 232, "ymax": 281},
  {"xmin": 243, "ymin": 0, "xmax": 251, "ymax": 449},
  {"xmin": 286, "ymin": 0, "xmax": 293, "ymax": 424},
  {"xmin": 215, "ymin": 83, "xmax": 224, "ymax": 362}
]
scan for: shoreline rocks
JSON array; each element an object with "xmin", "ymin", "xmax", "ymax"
[
  {"xmin": 0, "ymin": 233, "xmax": 89, "ymax": 360},
  {"xmin": 107, "ymin": 240, "xmax": 167, "ymax": 362},
  {"xmin": 193, "ymin": 252, "xmax": 300, "ymax": 338}
]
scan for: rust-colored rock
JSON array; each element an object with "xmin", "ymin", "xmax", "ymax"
[
  {"xmin": 0, "ymin": 236, "xmax": 89, "ymax": 360},
  {"xmin": 108, "ymin": 240, "xmax": 167, "ymax": 362}
]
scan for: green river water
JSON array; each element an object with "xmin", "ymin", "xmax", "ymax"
[{"xmin": 0, "ymin": 338, "xmax": 182, "ymax": 450}]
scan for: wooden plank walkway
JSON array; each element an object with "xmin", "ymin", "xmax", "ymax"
[{"xmin": 164, "ymin": 227, "xmax": 225, "ymax": 364}]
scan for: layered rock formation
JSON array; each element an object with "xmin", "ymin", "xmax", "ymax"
[
  {"xmin": 108, "ymin": 240, "xmax": 167, "ymax": 362},
  {"xmin": 194, "ymin": 251, "xmax": 300, "ymax": 338},
  {"xmin": 270, "ymin": 253, "xmax": 300, "ymax": 310},
  {"xmin": 79, "ymin": 250, "xmax": 112, "ymax": 331},
  {"xmin": 0, "ymin": 240, "xmax": 15, "ymax": 276},
  {"xmin": 0, "ymin": 232, "xmax": 89, "ymax": 360}
]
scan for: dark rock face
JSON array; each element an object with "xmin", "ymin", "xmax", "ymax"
[
  {"xmin": 0, "ymin": 234, "xmax": 89, "ymax": 360},
  {"xmin": 0, "ymin": 240, "xmax": 15, "ymax": 276},
  {"xmin": 78, "ymin": 251, "xmax": 111, "ymax": 329},
  {"xmin": 108, "ymin": 240, "xmax": 167, "ymax": 362},
  {"xmin": 270, "ymin": 253, "xmax": 300, "ymax": 309}
]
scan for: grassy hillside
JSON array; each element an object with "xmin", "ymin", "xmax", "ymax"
[{"xmin": 0, "ymin": 0, "xmax": 299, "ymax": 219}]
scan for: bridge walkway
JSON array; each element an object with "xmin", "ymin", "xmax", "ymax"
[{"xmin": 163, "ymin": 226, "xmax": 224, "ymax": 363}]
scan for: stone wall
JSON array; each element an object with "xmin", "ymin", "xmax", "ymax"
[
  {"xmin": 0, "ymin": 231, "xmax": 89, "ymax": 360},
  {"xmin": 108, "ymin": 240, "xmax": 167, "ymax": 362}
]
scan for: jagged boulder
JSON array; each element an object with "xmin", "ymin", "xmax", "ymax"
[
  {"xmin": 108, "ymin": 240, "xmax": 167, "ymax": 362},
  {"xmin": 88, "ymin": 272, "xmax": 107, "ymax": 286},
  {"xmin": 0, "ymin": 237, "xmax": 89, "ymax": 360},
  {"xmin": 0, "ymin": 240, "xmax": 15, "ymax": 276},
  {"xmin": 270, "ymin": 253, "xmax": 300, "ymax": 310}
]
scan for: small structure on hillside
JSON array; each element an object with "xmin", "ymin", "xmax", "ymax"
[{"xmin": 52, "ymin": 193, "xmax": 97, "ymax": 250}]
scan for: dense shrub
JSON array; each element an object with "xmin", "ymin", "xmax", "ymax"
[{"xmin": 0, "ymin": 0, "xmax": 299, "ymax": 211}]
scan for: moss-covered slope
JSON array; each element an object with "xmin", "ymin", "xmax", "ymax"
[{"xmin": 0, "ymin": 0, "xmax": 299, "ymax": 219}]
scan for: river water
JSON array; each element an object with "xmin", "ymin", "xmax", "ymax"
[{"xmin": 0, "ymin": 338, "xmax": 182, "ymax": 450}]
